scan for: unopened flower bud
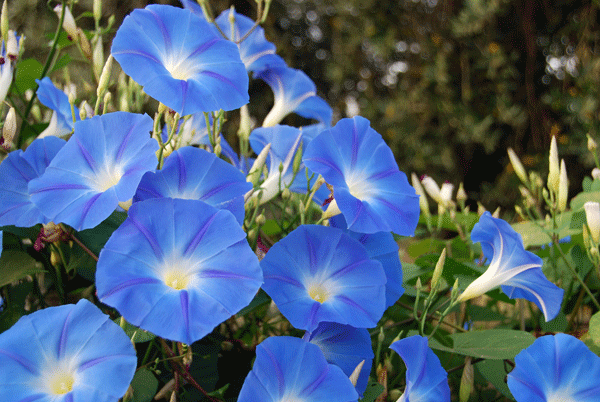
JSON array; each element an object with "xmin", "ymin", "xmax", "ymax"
[
  {"xmin": 281, "ymin": 187, "xmax": 291, "ymax": 199},
  {"xmin": 421, "ymin": 175, "xmax": 442, "ymax": 203},
  {"xmin": 588, "ymin": 134, "xmax": 598, "ymax": 152},
  {"xmin": 1, "ymin": 1, "xmax": 8, "ymax": 45},
  {"xmin": 457, "ymin": 182, "xmax": 467, "ymax": 203},
  {"xmin": 440, "ymin": 182, "xmax": 454, "ymax": 207},
  {"xmin": 459, "ymin": 357, "xmax": 474, "ymax": 402},
  {"xmin": 431, "ymin": 248, "xmax": 446, "ymax": 290},
  {"xmin": 548, "ymin": 135, "xmax": 560, "ymax": 192},
  {"xmin": 590, "ymin": 246, "xmax": 600, "ymax": 260},
  {"xmin": 2, "ymin": 106, "xmax": 17, "ymax": 150},
  {"xmin": 558, "ymin": 159, "xmax": 568, "ymax": 212},
  {"xmin": 411, "ymin": 172, "xmax": 430, "ymax": 216},
  {"xmin": 77, "ymin": 29, "xmax": 92, "ymax": 60},
  {"xmin": 477, "ymin": 202, "xmax": 486, "ymax": 216},
  {"xmin": 583, "ymin": 225, "xmax": 590, "ymax": 249},
  {"xmin": 507, "ymin": 148, "xmax": 529, "ymax": 185},
  {"xmin": 515, "ymin": 205, "xmax": 526, "ymax": 220},
  {"xmin": 592, "ymin": 168, "xmax": 600, "ymax": 180},
  {"xmin": 492, "ymin": 207, "xmax": 500, "ymax": 218},
  {"xmin": 292, "ymin": 141, "xmax": 303, "ymax": 175},
  {"xmin": 584, "ymin": 201, "xmax": 600, "ymax": 244},
  {"xmin": 255, "ymin": 214, "xmax": 266, "ymax": 226},
  {"xmin": 54, "ymin": 5, "xmax": 78, "ymax": 39},
  {"xmin": 103, "ymin": 91, "xmax": 112, "ymax": 112},
  {"xmin": 247, "ymin": 143, "xmax": 271, "ymax": 185},
  {"xmin": 6, "ymin": 29, "xmax": 17, "ymax": 60},
  {"xmin": 237, "ymin": 104, "xmax": 253, "ymax": 141},
  {"xmin": 92, "ymin": 36, "xmax": 104, "ymax": 81},
  {"xmin": 93, "ymin": 0, "xmax": 102, "ymax": 25}
]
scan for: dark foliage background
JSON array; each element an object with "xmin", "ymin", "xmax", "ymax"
[{"xmin": 12, "ymin": 0, "xmax": 600, "ymax": 209}]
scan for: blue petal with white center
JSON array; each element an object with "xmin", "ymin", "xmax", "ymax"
[
  {"xmin": 36, "ymin": 77, "xmax": 80, "ymax": 136},
  {"xmin": 305, "ymin": 322, "xmax": 373, "ymax": 397},
  {"xmin": 112, "ymin": 4, "xmax": 249, "ymax": 116},
  {"xmin": 457, "ymin": 211, "xmax": 564, "ymax": 321},
  {"xmin": 261, "ymin": 224, "xmax": 386, "ymax": 332},
  {"xmin": 330, "ymin": 214, "xmax": 404, "ymax": 308},
  {"xmin": 95, "ymin": 198, "xmax": 263, "ymax": 344},
  {"xmin": 507, "ymin": 333, "xmax": 600, "ymax": 402},
  {"xmin": 0, "ymin": 136, "xmax": 65, "ymax": 227},
  {"xmin": 303, "ymin": 116, "xmax": 420, "ymax": 235},
  {"xmin": 0, "ymin": 299, "xmax": 137, "ymax": 402},
  {"xmin": 390, "ymin": 335, "xmax": 450, "ymax": 402},
  {"xmin": 134, "ymin": 146, "xmax": 251, "ymax": 224},
  {"xmin": 28, "ymin": 112, "xmax": 158, "ymax": 231},
  {"xmin": 256, "ymin": 66, "xmax": 332, "ymax": 127},
  {"xmin": 238, "ymin": 336, "xmax": 359, "ymax": 402}
]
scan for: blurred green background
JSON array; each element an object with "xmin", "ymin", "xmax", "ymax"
[{"xmin": 11, "ymin": 0, "xmax": 600, "ymax": 209}]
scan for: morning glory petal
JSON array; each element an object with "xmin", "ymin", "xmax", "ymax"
[
  {"xmin": 0, "ymin": 299, "xmax": 136, "ymax": 402},
  {"xmin": 390, "ymin": 335, "xmax": 450, "ymax": 402},
  {"xmin": 303, "ymin": 116, "xmax": 420, "ymax": 235},
  {"xmin": 181, "ymin": 1, "xmax": 286, "ymax": 72},
  {"xmin": 261, "ymin": 224, "xmax": 386, "ymax": 332},
  {"xmin": 330, "ymin": 214, "xmax": 404, "ymax": 308},
  {"xmin": 0, "ymin": 136, "xmax": 65, "ymax": 227},
  {"xmin": 306, "ymin": 322, "xmax": 373, "ymax": 397},
  {"xmin": 96, "ymin": 198, "xmax": 263, "ymax": 344},
  {"xmin": 35, "ymin": 77, "xmax": 80, "ymax": 134},
  {"xmin": 257, "ymin": 66, "xmax": 332, "ymax": 127},
  {"xmin": 457, "ymin": 211, "xmax": 564, "ymax": 321},
  {"xmin": 112, "ymin": 4, "xmax": 249, "ymax": 115},
  {"xmin": 28, "ymin": 112, "xmax": 158, "ymax": 231},
  {"xmin": 507, "ymin": 333, "xmax": 600, "ymax": 402},
  {"xmin": 133, "ymin": 146, "xmax": 251, "ymax": 224},
  {"xmin": 238, "ymin": 336, "xmax": 359, "ymax": 402}
]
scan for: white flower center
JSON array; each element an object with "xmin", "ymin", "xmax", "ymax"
[
  {"xmin": 546, "ymin": 389, "xmax": 576, "ymax": 402},
  {"xmin": 308, "ymin": 283, "xmax": 330, "ymax": 303},
  {"xmin": 164, "ymin": 55, "xmax": 202, "ymax": 81},
  {"xmin": 163, "ymin": 269, "xmax": 191, "ymax": 290},
  {"xmin": 346, "ymin": 171, "xmax": 375, "ymax": 200},
  {"xmin": 92, "ymin": 164, "xmax": 123, "ymax": 192}
]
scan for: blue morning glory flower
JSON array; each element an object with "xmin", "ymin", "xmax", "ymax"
[
  {"xmin": 390, "ymin": 335, "xmax": 451, "ymax": 402},
  {"xmin": 133, "ymin": 146, "xmax": 251, "ymax": 224},
  {"xmin": 507, "ymin": 333, "xmax": 600, "ymax": 402},
  {"xmin": 330, "ymin": 214, "xmax": 404, "ymax": 308},
  {"xmin": 36, "ymin": 77, "xmax": 80, "ymax": 138},
  {"xmin": 112, "ymin": 4, "xmax": 249, "ymax": 116},
  {"xmin": 248, "ymin": 125, "xmax": 327, "ymax": 205},
  {"xmin": 0, "ymin": 299, "xmax": 137, "ymax": 402},
  {"xmin": 305, "ymin": 322, "xmax": 373, "ymax": 397},
  {"xmin": 256, "ymin": 66, "xmax": 332, "ymax": 127},
  {"xmin": 28, "ymin": 112, "xmax": 158, "ymax": 231},
  {"xmin": 457, "ymin": 211, "xmax": 564, "ymax": 322},
  {"xmin": 261, "ymin": 224, "xmax": 386, "ymax": 332},
  {"xmin": 0, "ymin": 136, "xmax": 65, "ymax": 227},
  {"xmin": 238, "ymin": 336, "xmax": 359, "ymax": 402},
  {"xmin": 303, "ymin": 116, "xmax": 420, "ymax": 235},
  {"xmin": 181, "ymin": 1, "xmax": 286, "ymax": 73},
  {"xmin": 95, "ymin": 198, "xmax": 263, "ymax": 344}
]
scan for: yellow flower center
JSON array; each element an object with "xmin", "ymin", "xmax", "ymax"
[
  {"xmin": 308, "ymin": 284, "xmax": 330, "ymax": 303},
  {"xmin": 45, "ymin": 367, "xmax": 75, "ymax": 395},
  {"xmin": 164, "ymin": 269, "xmax": 190, "ymax": 290}
]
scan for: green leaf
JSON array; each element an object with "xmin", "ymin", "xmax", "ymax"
[
  {"xmin": 113, "ymin": 318, "xmax": 156, "ymax": 343},
  {"xmin": 237, "ymin": 289, "xmax": 271, "ymax": 316},
  {"xmin": 571, "ymin": 191, "xmax": 600, "ymax": 211},
  {"xmin": 129, "ymin": 368, "xmax": 158, "ymax": 402},
  {"xmin": 76, "ymin": 210, "xmax": 127, "ymax": 255},
  {"xmin": 539, "ymin": 311, "xmax": 568, "ymax": 333},
  {"xmin": 0, "ymin": 250, "xmax": 45, "ymax": 287},
  {"xmin": 0, "ymin": 282, "xmax": 33, "ymax": 333},
  {"xmin": 262, "ymin": 219, "xmax": 282, "ymax": 236},
  {"xmin": 475, "ymin": 359, "xmax": 515, "ymax": 401},
  {"xmin": 359, "ymin": 381, "xmax": 385, "ymax": 402},
  {"xmin": 512, "ymin": 212, "xmax": 577, "ymax": 248},
  {"xmin": 429, "ymin": 329, "xmax": 535, "ymax": 360},
  {"xmin": 14, "ymin": 58, "xmax": 44, "ymax": 94}
]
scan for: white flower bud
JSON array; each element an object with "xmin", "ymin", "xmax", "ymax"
[
  {"xmin": 93, "ymin": 0, "xmax": 102, "ymax": 25},
  {"xmin": 54, "ymin": 5, "xmax": 78, "ymax": 40},
  {"xmin": 507, "ymin": 148, "xmax": 529, "ymax": 185},
  {"xmin": 440, "ymin": 182, "xmax": 454, "ymax": 207},
  {"xmin": 558, "ymin": 159, "xmax": 568, "ymax": 212},
  {"xmin": 2, "ymin": 106, "xmax": 17, "ymax": 149},
  {"xmin": 584, "ymin": 201, "xmax": 600, "ymax": 244},
  {"xmin": 1, "ymin": 0, "xmax": 8, "ymax": 45},
  {"xmin": 457, "ymin": 182, "xmax": 467, "ymax": 203},
  {"xmin": 92, "ymin": 36, "xmax": 104, "ymax": 81},
  {"xmin": 6, "ymin": 29, "xmax": 17, "ymax": 60},
  {"xmin": 588, "ymin": 134, "xmax": 598, "ymax": 152},
  {"xmin": 411, "ymin": 172, "xmax": 430, "ymax": 216},
  {"xmin": 592, "ymin": 168, "xmax": 600, "ymax": 180},
  {"xmin": 421, "ymin": 175, "xmax": 442, "ymax": 203},
  {"xmin": 431, "ymin": 248, "xmax": 446, "ymax": 290},
  {"xmin": 548, "ymin": 135, "xmax": 560, "ymax": 192}
]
